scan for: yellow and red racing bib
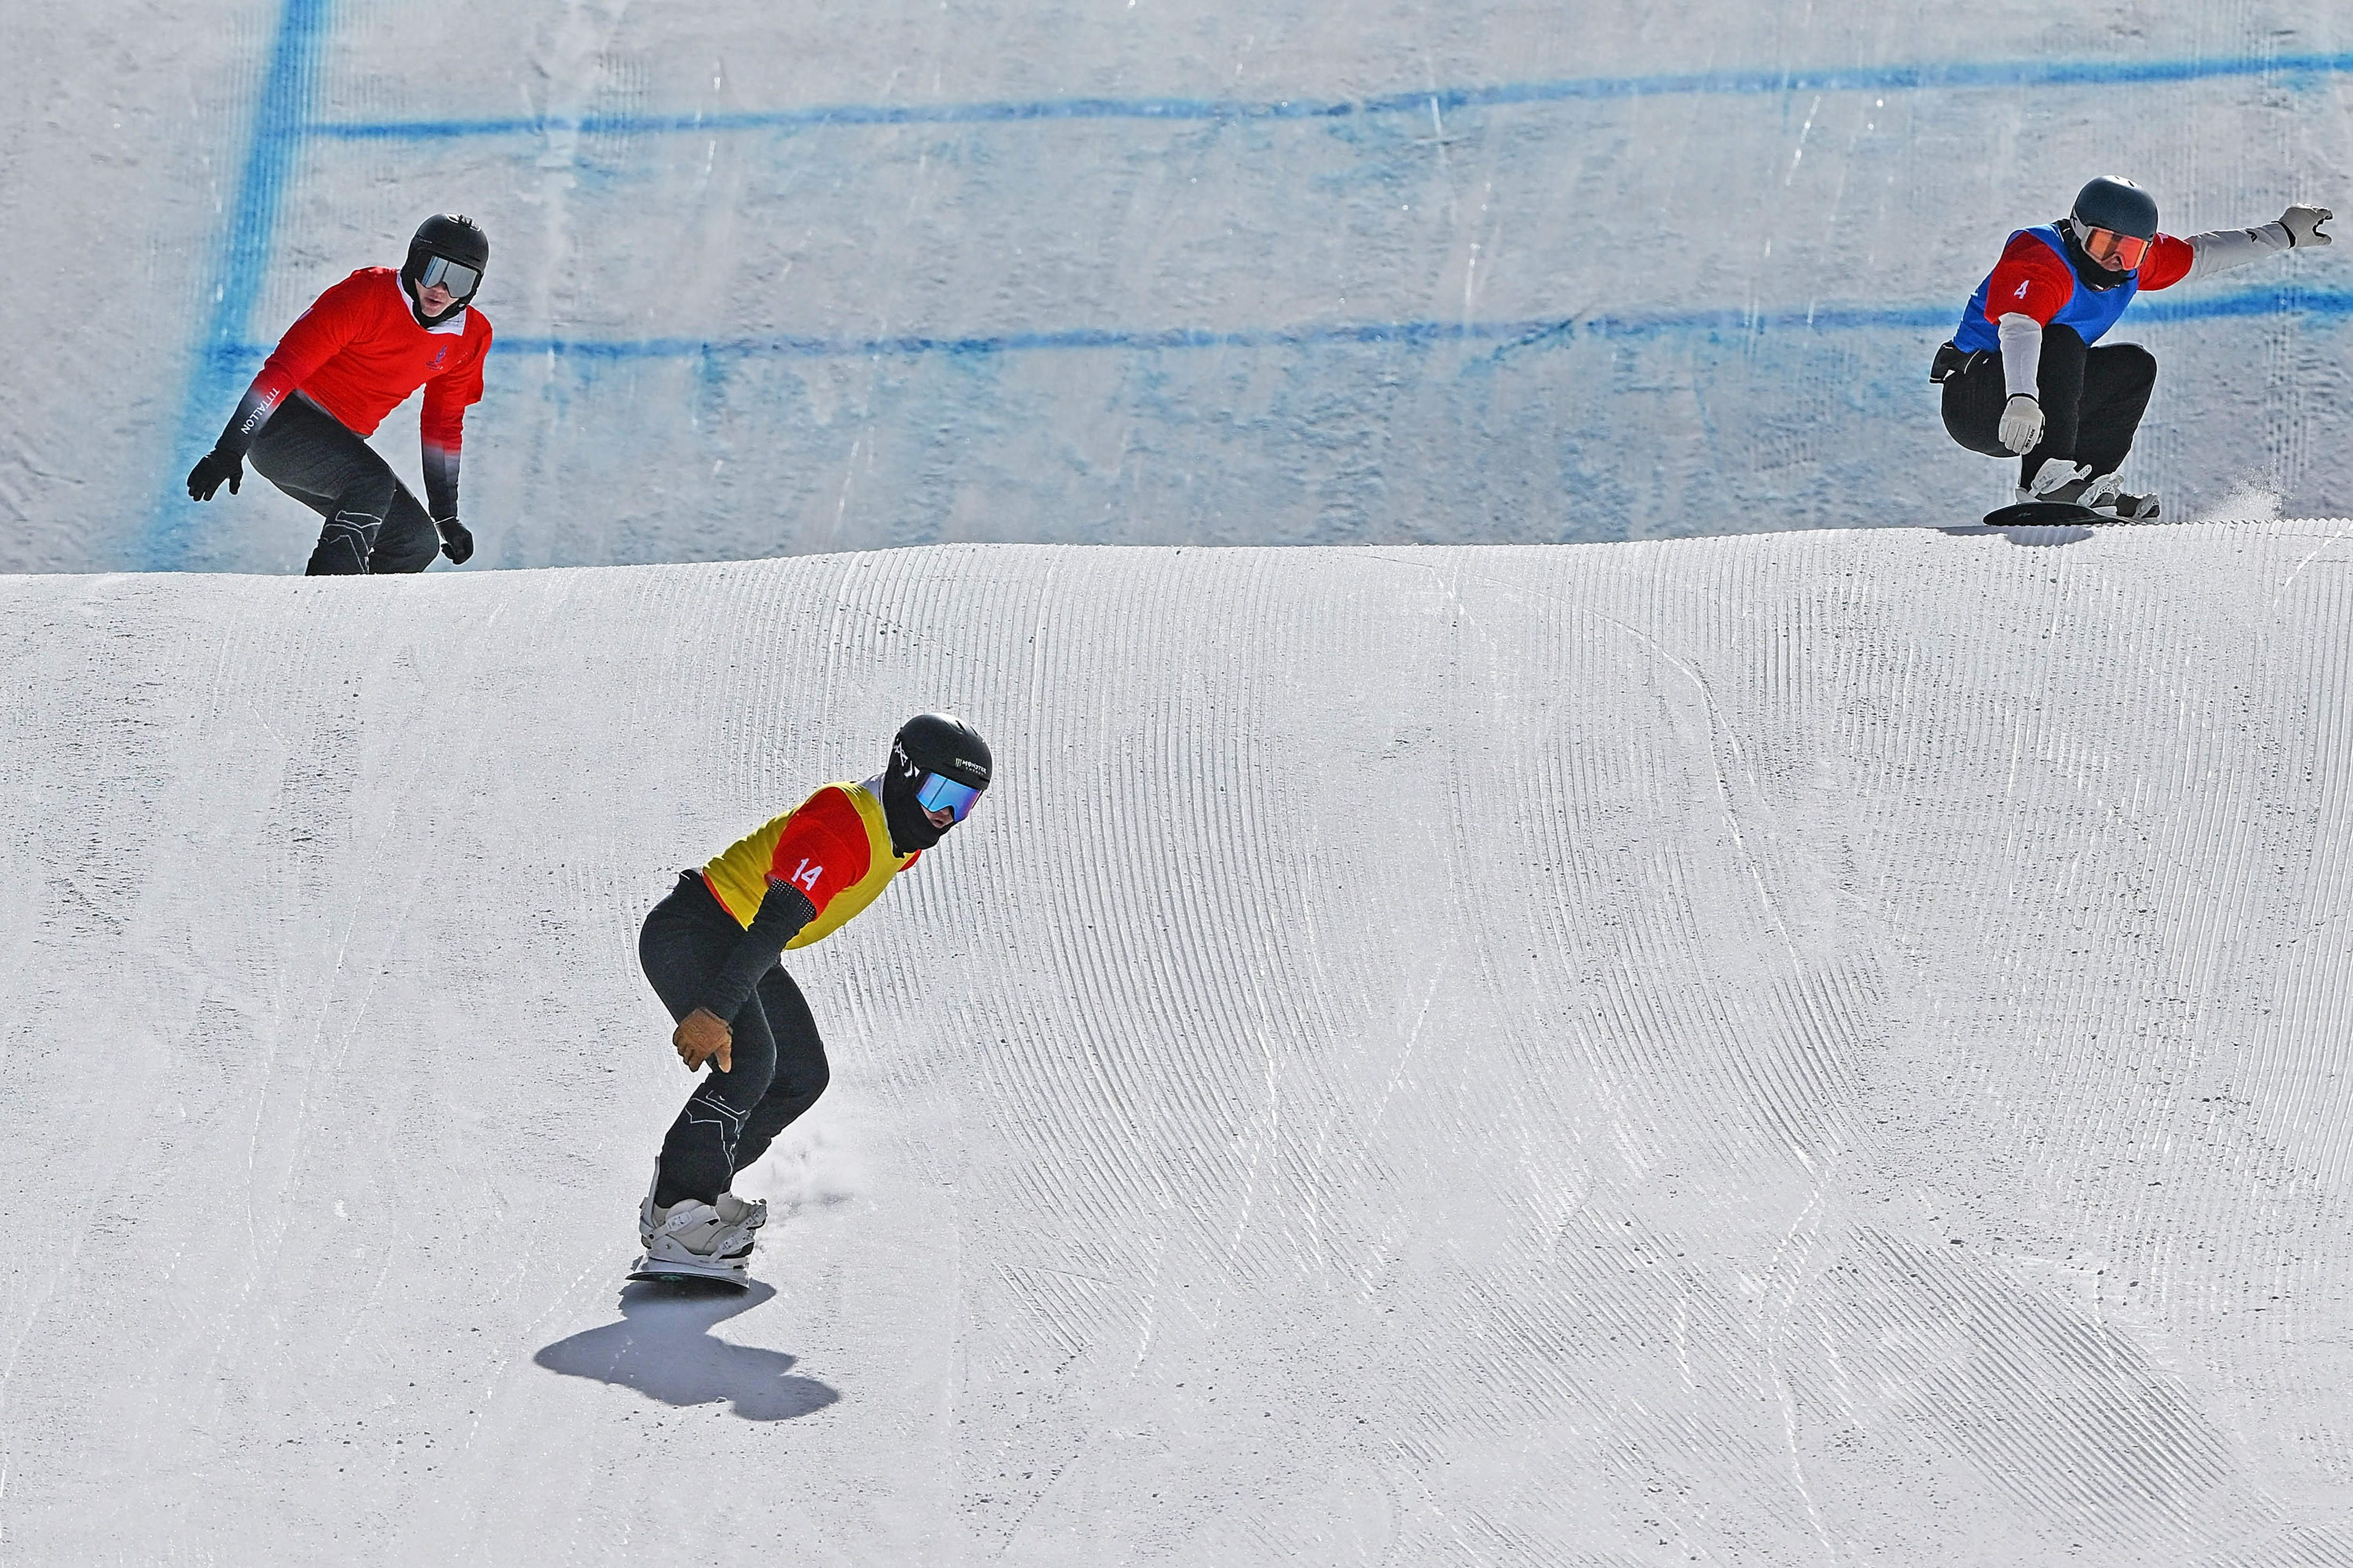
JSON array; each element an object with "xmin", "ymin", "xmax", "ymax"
[{"xmin": 699, "ymin": 781, "xmax": 918, "ymax": 949}]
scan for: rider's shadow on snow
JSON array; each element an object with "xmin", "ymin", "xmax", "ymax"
[{"xmin": 535, "ymin": 1281, "xmax": 840, "ymax": 1421}]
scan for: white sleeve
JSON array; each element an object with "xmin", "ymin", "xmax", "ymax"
[
  {"xmin": 2181, "ymin": 222, "xmax": 2292, "ymax": 284},
  {"xmin": 1996, "ymin": 313, "xmax": 2043, "ymax": 399}
]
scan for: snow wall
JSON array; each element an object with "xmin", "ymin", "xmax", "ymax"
[
  {"xmin": 3, "ymin": 0, "xmax": 2351, "ymax": 574},
  {"xmin": 5, "ymin": 524, "xmax": 2353, "ymax": 1563}
]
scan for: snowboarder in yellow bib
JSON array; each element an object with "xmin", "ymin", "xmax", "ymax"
[{"xmin": 629, "ymin": 713, "xmax": 993, "ymax": 1287}]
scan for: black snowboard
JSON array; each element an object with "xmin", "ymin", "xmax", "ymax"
[{"xmin": 1982, "ymin": 501, "xmax": 2107, "ymax": 528}]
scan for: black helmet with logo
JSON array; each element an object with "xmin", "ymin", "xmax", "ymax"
[
  {"xmin": 895, "ymin": 712, "xmax": 992, "ymax": 790},
  {"xmin": 880, "ymin": 712, "xmax": 992, "ymax": 855}
]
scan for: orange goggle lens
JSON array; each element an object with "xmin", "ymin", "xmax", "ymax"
[{"xmin": 2086, "ymin": 229, "xmax": 2149, "ymax": 270}]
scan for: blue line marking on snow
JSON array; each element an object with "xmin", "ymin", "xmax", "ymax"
[
  {"xmin": 304, "ymin": 51, "xmax": 2353, "ymax": 142},
  {"xmin": 146, "ymin": 27, "xmax": 2347, "ymax": 569},
  {"xmin": 193, "ymin": 288, "xmax": 2353, "ymax": 373},
  {"xmin": 149, "ymin": 0, "xmax": 334, "ymax": 569}
]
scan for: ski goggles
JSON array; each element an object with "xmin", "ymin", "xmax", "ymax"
[
  {"xmin": 416, "ymin": 255, "xmax": 481, "ymax": 296},
  {"xmin": 915, "ymin": 770, "xmax": 984, "ymax": 823},
  {"xmin": 2081, "ymin": 227, "xmax": 2149, "ymax": 271}
]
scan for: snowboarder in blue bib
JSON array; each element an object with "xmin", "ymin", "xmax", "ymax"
[{"xmin": 1934, "ymin": 176, "xmax": 2331, "ymax": 520}]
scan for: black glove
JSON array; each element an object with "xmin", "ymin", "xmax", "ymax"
[
  {"xmin": 436, "ymin": 517, "xmax": 474, "ymax": 565},
  {"xmin": 186, "ymin": 449, "xmax": 243, "ymax": 501}
]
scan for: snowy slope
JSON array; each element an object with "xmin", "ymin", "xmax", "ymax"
[
  {"xmin": 5, "ymin": 525, "xmax": 2353, "ymax": 1563},
  {"xmin": 3, "ymin": 0, "xmax": 2349, "ymax": 572}
]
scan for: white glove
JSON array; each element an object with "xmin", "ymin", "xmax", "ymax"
[
  {"xmin": 1998, "ymin": 393, "xmax": 2045, "ymax": 455},
  {"xmin": 2281, "ymin": 205, "xmax": 2333, "ymax": 248}
]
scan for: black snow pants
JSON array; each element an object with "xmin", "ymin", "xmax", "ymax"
[
  {"xmin": 246, "ymin": 392, "xmax": 441, "ymax": 576},
  {"xmin": 1939, "ymin": 324, "xmax": 2157, "ymax": 491},
  {"xmin": 639, "ymin": 872, "xmax": 831, "ymax": 1208}
]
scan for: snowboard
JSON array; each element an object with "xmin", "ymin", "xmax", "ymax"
[
  {"xmin": 1982, "ymin": 501, "xmax": 2108, "ymax": 528},
  {"xmin": 626, "ymin": 1254, "xmax": 752, "ymax": 1292}
]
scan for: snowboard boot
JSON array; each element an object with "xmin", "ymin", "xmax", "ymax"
[
  {"xmin": 637, "ymin": 1159, "xmax": 766, "ymax": 1281},
  {"xmin": 713, "ymin": 1192, "xmax": 768, "ymax": 1249},
  {"xmin": 640, "ymin": 1175, "xmax": 766, "ymax": 1251},
  {"xmin": 640, "ymin": 1186, "xmax": 758, "ymax": 1243},
  {"xmin": 640, "ymin": 1199, "xmax": 756, "ymax": 1283},
  {"xmin": 2014, "ymin": 461, "xmax": 2092, "ymax": 507},
  {"xmin": 2078, "ymin": 472, "xmax": 2160, "ymax": 521}
]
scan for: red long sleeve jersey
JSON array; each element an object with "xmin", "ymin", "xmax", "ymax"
[
  {"xmin": 1981, "ymin": 230, "xmax": 2194, "ymax": 327},
  {"xmin": 251, "ymin": 268, "xmax": 492, "ymax": 448}
]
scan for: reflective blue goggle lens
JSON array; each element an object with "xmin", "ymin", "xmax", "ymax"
[
  {"xmin": 915, "ymin": 772, "xmax": 984, "ymax": 822},
  {"xmin": 418, "ymin": 256, "xmax": 480, "ymax": 296}
]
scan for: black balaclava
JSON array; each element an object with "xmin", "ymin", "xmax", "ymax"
[{"xmin": 881, "ymin": 741, "xmax": 947, "ymax": 856}]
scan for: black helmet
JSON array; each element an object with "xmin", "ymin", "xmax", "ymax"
[
  {"xmin": 894, "ymin": 712, "xmax": 992, "ymax": 790},
  {"xmin": 401, "ymin": 214, "xmax": 489, "ymax": 321},
  {"xmin": 880, "ymin": 712, "xmax": 992, "ymax": 854},
  {"xmin": 2071, "ymin": 176, "xmax": 2158, "ymax": 241}
]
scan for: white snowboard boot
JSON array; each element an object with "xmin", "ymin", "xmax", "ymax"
[
  {"xmin": 712, "ymin": 1192, "xmax": 767, "ymax": 1256},
  {"xmin": 2014, "ymin": 460, "xmax": 2090, "ymax": 506},
  {"xmin": 635, "ymin": 1159, "xmax": 769, "ymax": 1284},
  {"xmin": 639, "ymin": 1199, "xmax": 757, "ymax": 1283},
  {"xmin": 2078, "ymin": 472, "xmax": 2160, "ymax": 520},
  {"xmin": 640, "ymin": 1163, "xmax": 768, "ymax": 1250},
  {"xmin": 2014, "ymin": 463, "xmax": 2159, "ymax": 520}
]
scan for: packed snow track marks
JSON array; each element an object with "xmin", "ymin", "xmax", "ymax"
[{"xmin": 2, "ymin": 527, "xmax": 2353, "ymax": 1561}]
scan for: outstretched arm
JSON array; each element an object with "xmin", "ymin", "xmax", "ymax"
[{"xmin": 2144, "ymin": 206, "xmax": 2333, "ymax": 289}]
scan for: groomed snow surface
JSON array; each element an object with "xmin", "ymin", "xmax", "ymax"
[{"xmin": 5, "ymin": 525, "xmax": 2353, "ymax": 1563}]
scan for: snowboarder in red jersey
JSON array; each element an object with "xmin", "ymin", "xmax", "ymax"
[
  {"xmin": 1934, "ymin": 176, "xmax": 2333, "ymax": 520},
  {"xmin": 185, "ymin": 214, "xmax": 493, "ymax": 575},
  {"xmin": 629, "ymin": 713, "xmax": 995, "ymax": 1288}
]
